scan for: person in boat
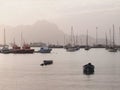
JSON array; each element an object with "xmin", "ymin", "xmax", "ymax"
[{"xmin": 83, "ymin": 63, "xmax": 95, "ymax": 74}]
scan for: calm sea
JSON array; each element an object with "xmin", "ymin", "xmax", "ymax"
[{"xmin": 0, "ymin": 48, "xmax": 120, "ymax": 90}]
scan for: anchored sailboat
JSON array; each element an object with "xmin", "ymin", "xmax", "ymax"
[
  {"xmin": 108, "ymin": 24, "xmax": 117, "ymax": 52},
  {"xmin": 65, "ymin": 26, "xmax": 80, "ymax": 52},
  {"xmin": 1, "ymin": 28, "xmax": 11, "ymax": 54}
]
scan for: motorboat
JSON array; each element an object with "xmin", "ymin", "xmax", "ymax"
[{"xmin": 39, "ymin": 47, "xmax": 52, "ymax": 53}]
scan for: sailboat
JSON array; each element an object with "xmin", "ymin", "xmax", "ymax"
[
  {"xmin": 65, "ymin": 26, "xmax": 80, "ymax": 52},
  {"xmin": 108, "ymin": 25, "xmax": 117, "ymax": 52},
  {"xmin": 85, "ymin": 30, "xmax": 90, "ymax": 50},
  {"xmin": 1, "ymin": 28, "xmax": 11, "ymax": 54}
]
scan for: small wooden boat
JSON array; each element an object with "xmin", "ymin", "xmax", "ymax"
[
  {"xmin": 83, "ymin": 63, "xmax": 95, "ymax": 75},
  {"xmin": 40, "ymin": 60, "xmax": 53, "ymax": 66},
  {"xmin": 66, "ymin": 46, "xmax": 80, "ymax": 52}
]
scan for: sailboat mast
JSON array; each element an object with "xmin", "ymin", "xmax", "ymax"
[
  {"xmin": 109, "ymin": 29, "xmax": 112, "ymax": 47},
  {"xmin": 70, "ymin": 26, "xmax": 73, "ymax": 45},
  {"xmin": 113, "ymin": 24, "xmax": 115, "ymax": 47},
  {"xmin": 119, "ymin": 27, "xmax": 120, "ymax": 45},
  {"xmin": 105, "ymin": 32, "xmax": 108, "ymax": 47},
  {"xmin": 13, "ymin": 38, "xmax": 16, "ymax": 45},
  {"xmin": 4, "ymin": 28, "xmax": 6, "ymax": 45},
  {"xmin": 75, "ymin": 34, "xmax": 78, "ymax": 45},
  {"xmin": 64, "ymin": 34, "xmax": 66, "ymax": 46},
  {"xmin": 96, "ymin": 27, "xmax": 98, "ymax": 45},
  {"xmin": 21, "ymin": 32, "xmax": 23, "ymax": 48},
  {"xmin": 71, "ymin": 26, "xmax": 75, "ymax": 46},
  {"xmin": 86, "ymin": 30, "xmax": 88, "ymax": 46},
  {"xmin": 80, "ymin": 38, "xmax": 82, "ymax": 46}
]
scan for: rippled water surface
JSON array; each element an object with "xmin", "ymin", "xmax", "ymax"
[{"xmin": 0, "ymin": 48, "xmax": 120, "ymax": 90}]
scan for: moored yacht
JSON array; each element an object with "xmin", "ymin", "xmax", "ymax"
[
  {"xmin": 65, "ymin": 26, "xmax": 80, "ymax": 52},
  {"xmin": 1, "ymin": 28, "xmax": 11, "ymax": 54},
  {"xmin": 65, "ymin": 45, "xmax": 80, "ymax": 52},
  {"xmin": 108, "ymin": 25, "xmax": 117, "ymax": 52},
  {"xmin": 1, "ymin": 45, "xmax": 11, "ymax": 54}
]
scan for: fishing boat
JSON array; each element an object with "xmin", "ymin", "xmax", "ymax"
[
  {"xmin": 38, "ymin": 46, "xmax": 52, "ymax": 53},
  {"xmin": 11, "ymin": 43, "xmax": 34, "ymax": 54},
  {"xmin": 11, "ymin": 33, "xmax": 34, "ymax": 54},
  {"xmin": 22, "ymin": 43, "xmax": 34, "ymax": 53},
  {"xmin": 11, "ymin": 43, "xmax": 23, "ymax": 53}
]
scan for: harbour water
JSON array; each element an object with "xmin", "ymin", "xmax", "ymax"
[{"xmin": 0, "ymin": 48, "xmax": 120, "ymax": 90}]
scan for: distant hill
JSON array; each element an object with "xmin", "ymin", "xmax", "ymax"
[
  {"xmin": 1, "ymin": 20, "xmax": 65, "ymax": 45},
  {"xmin": 0, "ymin": 20, "xmax": 107, "ymax": 46}
]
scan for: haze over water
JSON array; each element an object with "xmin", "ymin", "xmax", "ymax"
[
  {"xmin": 0, "ymin": 0, "xmax": 120, "ymax": 90},
  {"xmin": 0, "ymin": 0, "xmax": 120, "ymax": 41},
  {"xmin": 0, "ymin": 48, "xmax": 120, "ymax": 90}
]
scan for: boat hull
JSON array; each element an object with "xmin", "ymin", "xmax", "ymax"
[
  {"xmin": 12, "ymin": 49, "xmax": 34, "ymax": 54},
  {"xmin": 39, "ymin": 48, "xmax": 52, "ymax": 53},
  {"xmin": 40, "ymin": 60, "xmax": 53, "ymax": 66},
  {"xmin": 83, "ymin": 64, "xmax": 95, "ymax": 75},
  {"xmin": 66, "ymin": 47, "xmax": 80, "ymax": 52}
]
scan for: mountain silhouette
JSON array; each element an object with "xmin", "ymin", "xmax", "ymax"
[
  {"xmin": 1, "ymin": 20, "xmax": 65, "ymax": 45},
  {"xmin": 0, "ymin": 20, "xmax": 106, "ymax": 46}
]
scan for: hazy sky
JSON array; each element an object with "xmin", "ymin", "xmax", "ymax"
[{"xmin": 0, "ymin": 0, "xmax": 120, "ymax": 37}]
